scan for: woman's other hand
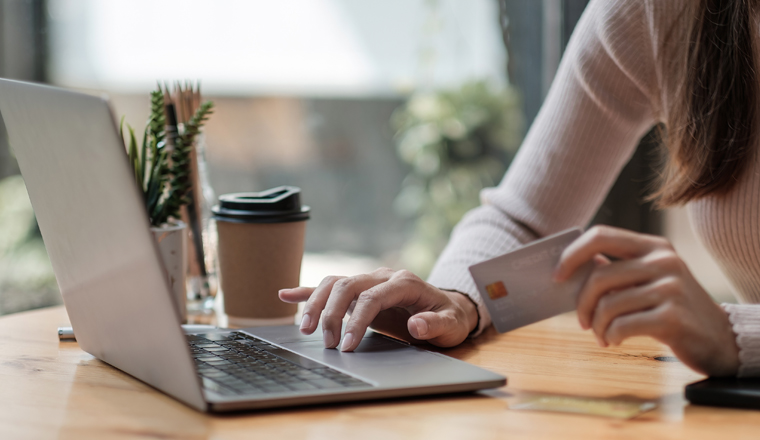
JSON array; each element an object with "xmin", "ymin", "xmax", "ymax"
[
  {"xmin": 554, "ymin": 225, "xmax": 739, "ymax": 376},
  {"xmin": 278, "ymin": 268, "xmax": 478, "ymax": 352}
]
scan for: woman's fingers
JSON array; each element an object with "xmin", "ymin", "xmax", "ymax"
[
  {"xmin": 603, "ymin": 305, "xmax": 669, "ymax": 346},
  {"xmin": 555, "ymin": 225, "xmax": 671, "ymax": 282},
  {"xmin": 576, "ymin": 257, "xmax": 654, "ymax": 329},
  {"xmin": 339, "ymin": 283, "xmax": 395, "ymax": 351},
  {"xmin": 339, "ymin": 273, "xmax": 426, "ymax": 351},
  {"xmin": 576, "ymin": 247, "xmax": 683, "ymax": 329},
  {"xmin": 549, "ymin": 226, "xmax": 739, "ymax": 377},
  {"xmin": 278, "ymin": 286, "xmax": 315, "ymax": 303},
  {"xmin": 276, "ymin": 269, "xmax": 471, "ymax": 353},
  {"xmin": 299, "ymin": 275, "xmax": 346, "ymax": 335},
  {"xmin": 321, "ymin": 268, "xmax": 395, "ymax": 349},
  {"xmin": 590, "ymin": 278, "xmax": 678, "ymax": 346}
]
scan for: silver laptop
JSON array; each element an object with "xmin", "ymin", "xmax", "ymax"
[{"xmin": 0, "ymin": 78, "xmax": 506, "ymax": 412}]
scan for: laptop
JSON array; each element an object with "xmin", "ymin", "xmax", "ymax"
[{"xmin": 0, "ymin": 78, "xmax": 506, "ymax": 412}]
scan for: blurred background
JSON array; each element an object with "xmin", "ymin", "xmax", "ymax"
[{"xmin": 0, "ymin": 0, "xmax": 734, "ymax": 316}]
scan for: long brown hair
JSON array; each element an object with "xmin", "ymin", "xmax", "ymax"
[{"xmin": 657, "ymin": 0, "xmax": 759, "ymax": 206}]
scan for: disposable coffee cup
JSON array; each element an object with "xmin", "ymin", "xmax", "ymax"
[{"xmin": 212, "ymin": 186, "xmax": 310, "ymax": 327}]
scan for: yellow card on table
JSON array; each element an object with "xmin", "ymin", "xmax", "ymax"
[{"xmin": 510, "ymin": 395, "xmax": 657, "ymax": 419}]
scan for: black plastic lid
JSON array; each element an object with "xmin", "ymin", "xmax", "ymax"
[{"xmin": 212, "ymin": 186, "xmax": 310, "ymax": 224}]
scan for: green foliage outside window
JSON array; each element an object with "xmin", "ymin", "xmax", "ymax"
[
  {"xmin": 0, "ymin": 175, "xmax": 58, "ymax": 315},
  {"xmin": 392, "ymin": 80, "xmax": 523, "ymax": 277}
]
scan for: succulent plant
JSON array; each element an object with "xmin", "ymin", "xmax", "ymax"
[{"xmin": 121, "ymin": 86, "xmax": 214, "ymax": 227}]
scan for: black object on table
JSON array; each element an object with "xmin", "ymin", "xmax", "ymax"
[{"xmin": 686, "ymin": 377, "xmax": 760, "ymax": 410}]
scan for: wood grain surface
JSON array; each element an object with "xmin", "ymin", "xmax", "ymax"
[{"xmin": 2, "ymin": 305, "xmax": 759, "ymax": 440}]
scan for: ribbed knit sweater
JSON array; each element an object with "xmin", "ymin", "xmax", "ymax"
[{"xmin": 427, "ymin": 0, "xmax": 760, "ymax": 377}]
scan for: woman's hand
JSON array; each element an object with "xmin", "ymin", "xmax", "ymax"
[
  {"xmin": 278, "ymin": 268, "xmax": 478, "ymax": 352},
  {"xmin": 553, "ymin": 225, "xmax": 739, "ymax": 376}
]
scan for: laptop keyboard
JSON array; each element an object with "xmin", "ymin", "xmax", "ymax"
[{"xmin": 187, "ymin": 331, "xmax": 372, "ymax": 396}]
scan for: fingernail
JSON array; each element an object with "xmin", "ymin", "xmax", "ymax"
[
  {"xmin": 299, "ymin": 314, "xmax": 311, "ymax": 332},
  {"xmin": 323, "ymin": 330, "xmax": 335, "ymax": 348},
  {"xmin": 412, "ymin": 318, "xmax": 428, "ymax": 338},
  {"xmin": 340, "ymin": 333, "xmax": 354, "ymax": 352}
]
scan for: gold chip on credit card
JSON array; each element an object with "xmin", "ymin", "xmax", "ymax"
[{"xmin": 485, "ymin": 281, "xmax": 508, "ymax": 299}]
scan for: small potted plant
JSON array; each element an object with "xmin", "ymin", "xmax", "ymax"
[{"xmin": 121, "ymin": 85, "xmax": 213, "ymax": 321}]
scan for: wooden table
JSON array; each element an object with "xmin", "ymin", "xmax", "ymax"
[{"xmin": 2, "ymin": 306, "xmax": 760, "ymax": 440}]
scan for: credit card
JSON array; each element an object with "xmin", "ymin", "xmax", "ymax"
[
  {"xmin": 468, "ymin": 228, "xmax": 593, "ymax": 333},
  {"xmin": 510, "ymin": 395, "xmax": 657, "ymax": 419}
]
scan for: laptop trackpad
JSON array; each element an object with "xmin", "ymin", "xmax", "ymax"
[
  {"xmin": 281, "ymin": 334, "xmax": 448, "ymax": 386},
  {"xmin": 242, "ymin": 325, "xmax": 450, "ymax": 384}
]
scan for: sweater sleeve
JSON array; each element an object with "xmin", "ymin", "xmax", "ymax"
[
  {"xmin": 722, "ymin": 304, "xmax": 760, "ymax": 377},
  {"xmin": 427, "ymin": 0, "xmax": 662, "ymax": 336}
]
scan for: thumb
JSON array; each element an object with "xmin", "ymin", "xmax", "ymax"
[{"xmin": 407, "ymin": 311, "xmax": 449, "ymax": 341}]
